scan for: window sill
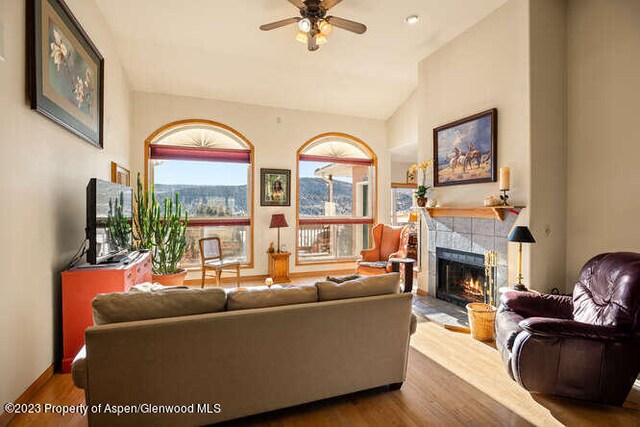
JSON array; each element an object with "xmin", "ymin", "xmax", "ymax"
[
  {"xmin": 295, "ymin": 258, "xmax": 358, "ymax": 267},
  {"xmin": 183, "ymin": 262, "xmax": 254, "ymax": 272}
]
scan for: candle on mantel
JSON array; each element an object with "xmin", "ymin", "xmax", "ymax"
[{"xmin": 499, "ymin": 167, "xmax": 511, "ymax": 191}]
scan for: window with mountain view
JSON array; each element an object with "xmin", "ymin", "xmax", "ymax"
[
  {"xmin": 297, "ymin": 135, "xmax": 376, "ymax": 264},
  {"xmin": 391, "ymin": 184, "xmax": 415, "ymax": 226},
  {"xmin": 147, "ymin": 121, "xmax": 253, "ymax": 268}
]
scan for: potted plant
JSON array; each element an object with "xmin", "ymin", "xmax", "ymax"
[
  {"xmin": 409, "ymin": 160, "xmax": 434, "ymax": 207},
  {"xmin": 133, "ymin": 174, "xmax": 189, "ymax": 286},
  {"xmin": 415, "ymin": 185, "xmax": 430, "ymax": 207}
]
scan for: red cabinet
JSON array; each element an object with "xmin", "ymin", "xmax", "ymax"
[{"xmin": 60, "ymin": 252, "xmax": 152, "ymax": 373}]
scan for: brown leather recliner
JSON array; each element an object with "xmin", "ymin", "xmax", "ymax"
[{"xmin": 496, "ymin": 252, "xmax": 640, "ymax": 405}]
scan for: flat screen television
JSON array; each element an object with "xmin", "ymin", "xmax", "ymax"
[{"xmin": 86, "ymin": 178, "xmax": 133, "ymax": 264}]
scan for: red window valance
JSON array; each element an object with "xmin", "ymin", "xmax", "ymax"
[
  {"xmin": 187, "ymin": 218, "xmax": 251, "ymax": 227},
  {"xmin": 150, "ymin": 145, "xmax": 251, "ymax": 164},
  {"xmin": 298, "ymin": 154, "xmax": 373, "ymax": 166}
]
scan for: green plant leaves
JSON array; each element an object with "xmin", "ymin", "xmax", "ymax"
[{"xmin": 133, "ymin": 173, "xmax": 189, "ymax": 275}]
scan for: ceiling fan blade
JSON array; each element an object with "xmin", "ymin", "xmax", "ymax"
[
  {"xmin": 308, "ymin": 34, "xmax": 319, "ymax": 51},
  {"xmin": 326, "ymin": 16, "xmax": 367, "ymax": 34},
  {"xmin": 322, "ymin": 0, "xmax": 343, "ymax": 10},
  {"xmin": 260, "ymin": 17, "xmax": 301, "ymax": 31},
  {"xmin": 288, "ymin": 0, "xmax": 305, "ymax": 9}
]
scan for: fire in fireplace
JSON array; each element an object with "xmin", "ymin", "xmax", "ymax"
[{"xmin": 436, "ymin": 248, "xmax": 491, "ymax": 307}]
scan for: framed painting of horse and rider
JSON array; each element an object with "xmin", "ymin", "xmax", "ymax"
[{"xmin": 433, "ymin": 108, "xmax": 497, "ymax": 187}]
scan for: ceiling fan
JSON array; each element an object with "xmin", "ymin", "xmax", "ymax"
[{"xmin": 260, "ymin": 0, "xmax": 367, "ymax": 51}]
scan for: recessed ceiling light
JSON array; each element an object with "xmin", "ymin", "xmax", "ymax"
[{"xmin": 404, "ymin": 15, "xmax": 420, "ymax": 25}]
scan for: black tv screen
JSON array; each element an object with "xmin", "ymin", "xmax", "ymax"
[{"xmin": 86, "ymin": 179, "xmax": 133, "ymax": 264}]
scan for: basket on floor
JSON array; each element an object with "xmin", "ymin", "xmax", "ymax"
[{"xmin": 466, "ymin": 303, "xmax": 497, "ymax": 341}]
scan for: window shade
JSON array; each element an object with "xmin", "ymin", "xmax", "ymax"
[
  {"xmin": 298, "ymin": 154, "xmax": 373, "ymax": 166},
  {"xmin": 150, "ymin": 145, "xmax": 251, "ymax": 163},
  {"xmin": 187, "ymin": 218, "xmax": 251, "ymax": 227}
]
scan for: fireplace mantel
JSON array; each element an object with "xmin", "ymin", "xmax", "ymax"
[
  {"xmin": 421, "ymin": 206, "xmax": 522, "ymax": 297},
  {"xmin": 424, "ymin": 206, "xmax": 523, "ymax": 222}
]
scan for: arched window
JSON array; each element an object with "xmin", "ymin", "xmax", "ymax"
[
  {"xmin": 145, "ymin": 120, "xmax": 254, "ymax": 268},
  {"xmin": 296, "ymin": 133, "xmax": 377, "ymax": 264}
]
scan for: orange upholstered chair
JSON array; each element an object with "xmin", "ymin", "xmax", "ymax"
[{"xmin": 357, "ymin": 224, "xmax": 410, "ymax": 275}]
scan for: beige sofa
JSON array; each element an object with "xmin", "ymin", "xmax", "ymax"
[{"xmin": 72, "ymin": 274, "xmax": 415, "ymax": 426}]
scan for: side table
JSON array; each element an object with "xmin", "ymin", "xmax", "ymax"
[
  {"xmin": 268, "ymin": 251, "xmax": 291, "ymax": 284},
  {"xmin": 389, "ymin": 257, "xmax": 415, "ymax": 293}
]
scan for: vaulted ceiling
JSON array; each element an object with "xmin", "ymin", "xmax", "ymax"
[{"xmin": 96, "ymin": 0, "xmax": 507, "ymax": 120}]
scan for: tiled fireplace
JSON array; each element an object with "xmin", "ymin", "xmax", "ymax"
[
  {"xmin": 436, "ymin": 248, "xmax": 489, "ymax": 307},
  {"xmin": 423, "ymin": 210, "xmax": 521, "ymax": 303}
]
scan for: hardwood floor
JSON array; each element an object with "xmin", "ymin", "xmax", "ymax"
[{"xmin": 7, "ymin": 300, "xmax": 640, "ymax": 426}]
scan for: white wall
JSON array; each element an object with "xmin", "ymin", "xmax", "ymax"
[
  {"xmin": 529, "ymin": 0, "xmax": 568, "ymax": 291},
  {"xmin": 417, "ymin": 0, "xmax": 530, "ymax": 208},
  {"xmin": 131, "ymin": 92, "xmax": 390, "ymax": 276},
  {"xmin": 0, "ymin": 0, "xmax": 132, "ymax": 409},
  {"xmin": 415, "ymin": 0, "xmax": 531, "ymax": 292},
  {"xmin": 390, "ymin": 161, "xmax": 413, "ymax": 184},
  {"xmin": 389, "ymin": 0, "xmax": 640, "ymax": 292},
  {"xmin": 565, "ymin": 0, "xmax": 640, "ymax": 281},
  {"xmin": 387, "ymin": 90, "xmax": 419, "ymax": 152},
  {"xmin": 387, "ymin": 90, "xmax": 419, "ymax": 185}
]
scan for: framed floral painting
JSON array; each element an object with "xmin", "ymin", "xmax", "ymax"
[{"xmin": 27, "ymin": 0, "xmax": 104, "ymax": 148}]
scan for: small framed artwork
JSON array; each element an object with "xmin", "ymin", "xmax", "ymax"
[
  {"xmin": 434, "ymin": 108, "xmax": 497, "ymax": 187},
  {"xmin": 261, "ymin": 169, "xmax": 291, "ymax": 207},
  {"xmin": 111, "ymin": 162, "xmax": 130, "ymax": 187},
  {"xmin": 406, "ymin": 168, "xmax": 416, "ymax": 184},
  {"xmin": 27, "ymin": 0, "xmax": 104, "ymax": 149}
]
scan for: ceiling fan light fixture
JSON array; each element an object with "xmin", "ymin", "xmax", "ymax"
[
  {"xmin": 260, "ymin": 0, "xmax": 366, "ymax": 51},
  {"xmin": 404, "ymin": 15, "xmax": 420, "ymax": 25},
  {"xmin": 318, "ymin": 19, "xmax": 333, "ymax": 35},
  {"xmin": 315, "ymin": 34, "xmax": 328, "ymax": 46},
  {"xmin": 295, "ymin": 31, "xmax": 309, "ymax": 44},
  {"xmin": 298, "ymin": 18, "xmax": 312, "ymax": 33}
]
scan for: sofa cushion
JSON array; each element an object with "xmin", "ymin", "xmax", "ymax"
[
  {"xmin": 226, "ymin": 285, "xmax": 318, "ymax": 311},
  {"xmin": 92, "ymin": 288, "xmax": 227, "ymax": 325},
  {"xmin": 316, "ymin": 272, "xmax": 400, "ymax": 301}
]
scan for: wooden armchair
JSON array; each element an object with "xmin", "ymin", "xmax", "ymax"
[
  {"xmin": 357, "ymin": 224, "xmax": 410, "ymax": 275},
  {"xmin": 199, "ymin": 237, "xmax": 240, "ymax": 288}
]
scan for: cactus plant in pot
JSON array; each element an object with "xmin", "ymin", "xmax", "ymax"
[{"xmin": 133, "ymin": 174, "xmax": 189, "ymax": 286}]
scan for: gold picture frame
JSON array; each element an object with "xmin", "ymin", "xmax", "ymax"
[{"xmin": 110, "ymin": 162, "xmax": 130, "ymax": 187}]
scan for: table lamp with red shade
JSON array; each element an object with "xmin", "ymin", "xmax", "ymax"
[{"xmin": 269, "ymin": 213, "xmax": 289, "ymax": 253}]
